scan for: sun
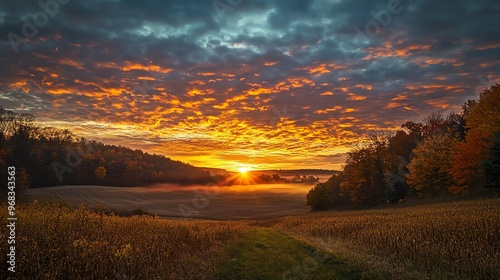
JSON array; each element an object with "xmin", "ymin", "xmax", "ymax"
[{"xmin": 238, "ymin": 167, "xmax": 250, "ymax": 173}]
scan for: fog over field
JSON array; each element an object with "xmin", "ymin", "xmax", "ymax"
[{"xmin": 28, "ymin": 183, "xmax": 317, "ymax": 220}]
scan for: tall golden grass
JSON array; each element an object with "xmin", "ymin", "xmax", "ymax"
[
  {"xmin": 2, "ymin": 198, "xmax": 498, "ymax": 279},
  {"xmin": 0, "ymin": 200, "xmax": 248, "ymax": 279},
  {"xmin": 273, "ymin": 198, "xmax": 500, "ymax": 279}
]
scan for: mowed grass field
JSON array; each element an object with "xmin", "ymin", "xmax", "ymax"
[
  {"xmin": 1, "ymin": 196, "xmax": 499, "ymax": 279},
  {"xmin": 27, "ymin": 184, "xmax": 313, "ymax": 220}
]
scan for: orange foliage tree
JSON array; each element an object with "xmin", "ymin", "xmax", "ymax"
[
  {"xmin": 449, "ymin": 83, "xmax": 500, "ymax": 194},
  {"xmin": 407, "ymin": 133, "xmax": 458, "ymax": 197},
  {"xmin": 449, "ymin": 128, "xmax": 492, "ymax": 194}
]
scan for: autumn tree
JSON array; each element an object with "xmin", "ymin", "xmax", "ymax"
[
  {"xmin": 0, "ymin": 109, "xmax": 38, "ymax": 193},
  {"xmin": 95, "ymin": 166, "xmax": 107, "ymax": 179},
  {"xmin": 449, "ymin": 84, "xmax": 500, "ymax": 193},
  {"xmin": 407, "ymin": 133, "xmax": 458, "ymax": 197},
  {"xmin": 388, "ymin": 130, "xmax": 417, "ymax": 164},
  {"xmin": 464, "ymin": 83, "xmax": 500, "ymax": 132},
  {"xmin": 401, "ymin": 121, "xmax": 424, "ymax": 142},
  {"xmin": 450, "ymin": 128, "xmax": 491, "ymax": 194},
  {"xmin": 307, "ymin": 182, "xmax": 334, "ymax": 211},
  {"xmin": 402, "ymin": 111, "xmax": 465, "ymax": 142},
  {"xmin": 10, "ymin": 112, "xmax": 38, "ymax": 167},
  {"xmin": 307, "ymin": 172, "xmax": 348, "ymax": 210},
  {"xmin": 340, "ymin": 134, "xmax": 389, "ymax": 205},
  {"xmin": 423, "ymin": 111, "xmax": 448, "ymax": 137},
  {"xmin": 27, "ymin": 127, "xmax": 75, "ymax": 187},
  {"xmin": 0, "ymin": 109, "xmax": 38, "ymax": 166}
]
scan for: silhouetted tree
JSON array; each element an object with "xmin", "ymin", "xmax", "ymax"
[
  {"xmin": 0, "ymin": 108, "xmax": 218, "ymax": 188},
  {"xmin": 482, "ymin": 131, "xmax": 500, "ymax": 193}
]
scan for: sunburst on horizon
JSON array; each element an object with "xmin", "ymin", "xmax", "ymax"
[{"xmin": 238, "ymin": 167, "xmax": 251, "ymax": 174}]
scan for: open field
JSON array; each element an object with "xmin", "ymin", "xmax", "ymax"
[
  {"xmin": 0, "ymin": 200, "xmax": 365, "ymax": 280},
  {"xmin": 27, "ymin": 183, "xmax": 314, "ymax": 220},
  {"xmin": 271, "ymin": 198, "xmax": 500, "ymax": 279},
  {"xmin": 0, "ymin": 200, "xmax": 249, "ymax": 279},
  {"xmin": 4, "ymin": 189, "xmax": 499, "ymax": 279}
]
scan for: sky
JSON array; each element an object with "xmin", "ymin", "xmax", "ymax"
[{"xmin": 0, "ymin": 0, "xmax": 499, "ymax": 171}]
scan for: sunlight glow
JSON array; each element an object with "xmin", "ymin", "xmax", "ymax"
[{"xmin": 238, "ymin": 167, "xmax": 250, "ymax": 173}]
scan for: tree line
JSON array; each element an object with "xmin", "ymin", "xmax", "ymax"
[
  {"xmin": 0, "ymin": 108, "xmax": 215, "ymax": 194},
  {"xmin": 214, "ymin": 173, "xmax": 319, "ymax": 185},
  {"xmin": 307, "ymin": 84, "xmax": 500, "ymax": 210}
]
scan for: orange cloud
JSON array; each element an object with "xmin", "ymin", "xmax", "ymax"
[
  {"xmin": 264, "ymin": 61, "xmax": 278, "ymax": 66},
  {"xmin": 426, "ymin": 99, "xmax": 449, "ymax": 109},
  {"xmin": 46, "ymin": 88, "xmax": 71, "ymax": 95},
  {"xmin": 411, "ymin": 57, "xmax": 464, "ymax": 67},
  {"xmin": 189, "ymin": 80, "xmax": 206, "ymax": 85},
  {"xmin": 385, "ymin": 102, "xmax": 402, "ymax": 109},
  {"xmin": 342, "ymin": 108, "xmax": 357, "ymax": 113},
  {"xmin": 244, "ymin": 81, "xmax": 292, "ymax": 96},
  {"xmin": 392, "ymin": 94, "xmax": 408, "ymax": 101},
  {"xmin": 58, "ymin": 57, "xmax": 85, "ymax": 70},
  {"xmin": 472, "ymin": 43, "xmax": 500, "ymax": 51},
  {"xmin": 296, "ymin": 63, "xmax": 343, "ymax": 75},
  {"xmin": 287, "ymin": 77, "xmax": 315, "ymax": 88},
  {"xmin": 197, "ymin": 72, "xmax": 216, "ymax": 76},
  {"xmin": 320, "ymin": 91, "xmax": 334, "ymax": 96},
  {"xmin": 355, "ymin": 84, "xmax": 372, "ymax": 90},
  {"xmin": 10, "ymin": 81, "xmax": 27, "ymax": 88},
  {"xmin": 138, "ymin": 76, "xmax": 156, "ymax": 81},
  {"xmin": 187, "ymin": 88, "xmax": 214, "ymax": 96},
  {"xmin": 246, "ymin": 87, "xmax": 275, "ymax": 96},
  {"xmin": 363, "ymin": 43, "xmax": 432, "ymax": 60},
  {"xmin": 121, "ymin": 61, "xmax": 172, "ymax": 73},
  {"xmin": 347, "ymin": 93, "xmax": 367, "ymax": 101},
  {"xmin": 314, "ymin": 106, "xmax": 342, "ymax": 114}
]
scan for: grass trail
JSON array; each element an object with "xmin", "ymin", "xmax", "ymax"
[{"xmin": 217, "ymin": 227, "xmax": 362, "ymax": 280}]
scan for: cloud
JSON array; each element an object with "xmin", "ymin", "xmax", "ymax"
[{"xmin": 0, "ymin": 0, "xmax": 499, "ymax": 170}]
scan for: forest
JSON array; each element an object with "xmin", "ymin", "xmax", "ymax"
[
  {"xmin": 0, "ymin": 109, "xmax": 215, "ymax": 190},
  {"xmin": 307, "ymin": 84, "xmax": 500, "ymax": 210},
  {"xmin": 0, "ymin": 107, "xmax": 320, "ymax": 191}
]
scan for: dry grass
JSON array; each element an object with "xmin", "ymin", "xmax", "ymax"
[
  {"xmin": 2, "ymin": 196, "xmax": 498, "ymax": 279},
  {"xmin": 273, "ymin": 198, "xmax": 500, "ymax": 280},
  {"xmin": 0, "ymin": 200, "xmax": 248, "ymax": 279}
]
